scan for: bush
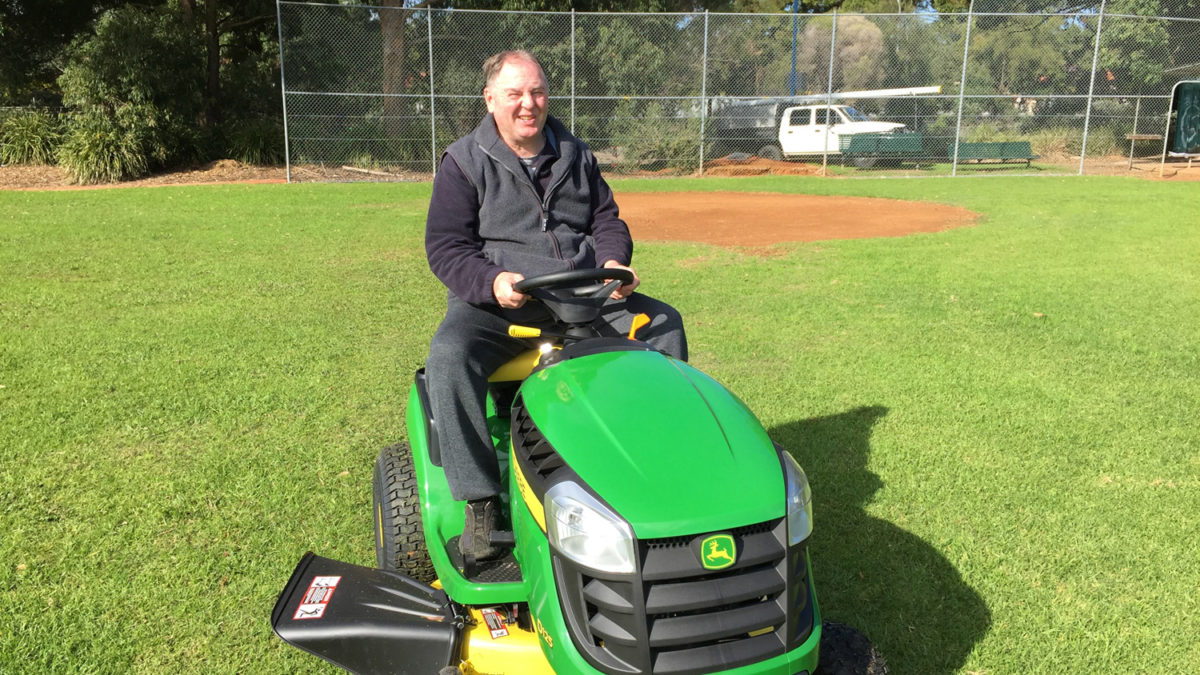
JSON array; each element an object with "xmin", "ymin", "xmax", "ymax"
[
  {"xmin": 0, "ymin": 110, "xmax": 62, "ymax": 165},
  {"xmin": 1025, "ymin": 126, "xmax": 1122, "ymax": 159},
  {"xmin": 1028, "ymin": 126, "xmax": 1076, "ymax": 159},
  {"xmin": 225, "ymin": 117, "xmax": 285, "ymax": 165},
  {"xmin": 1082, "ymin": 125, "xmax": 1121, "ymax": 156},
  {"xmin": 56, "ymin": 108, "xmax": 148, "ymax": 184},
  {"xmin": 58, "ymin": 6, "xmax": 203, "ymax": 173},
  {"xmin": 610, "ymin": 100, "xmax": 698, "ymax": 174}
]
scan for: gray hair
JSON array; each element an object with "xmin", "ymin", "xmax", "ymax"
[{"xmin": 482, "ymin": 50, "xmax": 544, "ymax": 88}]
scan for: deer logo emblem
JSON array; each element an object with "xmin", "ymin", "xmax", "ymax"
[{"xmin": 700, "ymin": 534, "xmax": 737, "ymax": 570}]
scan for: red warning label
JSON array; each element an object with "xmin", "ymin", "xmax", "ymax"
[
  {"xmin": 293, "ymin": 575, "xmax": 341, "ymax": 620},
  {"xmin": 481, "ymin": 608, "xmax": 509, "ymax": 639}
]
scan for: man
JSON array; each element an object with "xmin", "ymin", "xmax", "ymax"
[{"xmin": 424, "ymin": 50, "xmax": 687, "ymax": 562}]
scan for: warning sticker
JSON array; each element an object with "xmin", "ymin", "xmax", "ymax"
[
  {"xmin": 293, "ymin": 575, "xmax": 341, "ymax": 620},
  {"xmin": 481, "ymin": 608, "xmax": 509, "ymax": 639}
]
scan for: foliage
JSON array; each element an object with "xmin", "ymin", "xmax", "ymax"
[
  {"xmin": 1097, "ymin": 4, "xmax": 1169, "ymax": 93},
  {"xmin": 58, "ymin": 5, "xmax": 204, "ymax": 175},
  {"xmin": 225, "ymin": 117, "xmax": 285, "ymax": 165},
  {"xmin": 0, "ymin": 110, "xmax": 62, "ymax": 165},
  {"xmin": 609, "ymin": 99, "xmax": 700, "ymax": 173},
  {"xmin": 55, "ymin": 108, "xmax": 149, "ymax": 184},
  {"xmin": 0, "ymin": 1, "xmax": 125, "ymax": 106}
]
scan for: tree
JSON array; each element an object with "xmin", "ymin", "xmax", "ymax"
[
  {"xmin": 0, "ymin": 0, "xmax": 124, "ymax": 105},
  {"xmin": 796, "ymin": 15, "xmax": 887, "ymax": 91},
  {"xmin": 176, "ymin": 0, "xmax": 278, "ymax": 126}
]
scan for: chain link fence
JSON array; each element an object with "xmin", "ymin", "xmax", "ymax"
[{"xmin": 277, "ymin": 1, "xmax": 1200, "ymax": 181}]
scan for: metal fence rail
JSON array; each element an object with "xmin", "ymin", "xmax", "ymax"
[{"xmin": 277, "ymin": 1, "xmax": 1200, "ymax": 181}]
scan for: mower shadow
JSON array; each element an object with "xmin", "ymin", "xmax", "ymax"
[{"xmin": 770, "ymin": 407, "xmax": 991, "ymax": 675}]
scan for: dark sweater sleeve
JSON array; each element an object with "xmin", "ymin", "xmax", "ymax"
[
  {"xmin": 588, "ymin": 162, "xmax": 633, "ymax": 267},
  {"xmin": 425, "ymin": 154, "xmax": 503, "ymax": 306}
]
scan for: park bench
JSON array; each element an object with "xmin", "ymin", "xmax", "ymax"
[
  {"xmin": 840, "ymin": 132, "xmax": 925, "ymax": 160},
  {"xmin": 954, "ymin": 141, "xmax": 1039, "ymax": 166}
]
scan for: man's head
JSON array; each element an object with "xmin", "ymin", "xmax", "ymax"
[{"xmin": 482, "ymin": 50, "xmax": 549, "ymax": 156}]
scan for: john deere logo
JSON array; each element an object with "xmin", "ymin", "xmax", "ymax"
[{"xmin": 700, "ymin": 534, "xmax": 737, "ymax": 570}]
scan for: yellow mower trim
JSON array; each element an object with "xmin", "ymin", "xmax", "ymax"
[{"xmin": 458, "ymin": 607, "xmax": 554, "ymax": 675}]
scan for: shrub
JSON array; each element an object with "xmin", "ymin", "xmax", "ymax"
[
  {"xmin": 226, "ymin": 118, "xmax": 285, "ymax": 165},
  {"xmin": 56, "ymin": 109, "xmax": 148, "ymax": 184},
  {"xmin": 610, "ymin": 100, "xmax": 698, "ymax": 174},
  {"xmin": 1028, "ymin": 126, "xmax": 1076, "ymax": 159},
  {"xmin": 1082, "ymin": 125, "xmax": 1121, "ymax": 156},
  {"xmin": 0, "ymin": 110, "xmax": 62, "ymax": 165},
  {"xmin": 1025, "ymin": 126, "xmax": 1122, "ymax": 159},
  {"xmin": 58, "ymin": 6, "xmax": 203, "ymax": 173}
]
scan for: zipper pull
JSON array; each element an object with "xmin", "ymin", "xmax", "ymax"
[{"xmin": 541, "ymin": 214, "xmax": 548, "ymax": 231}]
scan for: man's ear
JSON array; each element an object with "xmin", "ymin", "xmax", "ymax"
[{"xmin": 483, "ymin": 87, "xmax": 496, "ymax": 113}]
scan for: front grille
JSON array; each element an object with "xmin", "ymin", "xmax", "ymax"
[{"xmin": 555, "ymin": 518, "xmax": 814, "ymax": 675}]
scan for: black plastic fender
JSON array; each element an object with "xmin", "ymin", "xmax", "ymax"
[{"xmin": 271, "ymin": 553, "xmax": 463, "ymax": 674}]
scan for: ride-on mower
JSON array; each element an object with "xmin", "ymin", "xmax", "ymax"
[{"xmin": 271, "ymin": 268, "xmax": 885, "ymax": 674}]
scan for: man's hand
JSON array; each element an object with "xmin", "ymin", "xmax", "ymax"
[
  {"xmin": 492, "ymin": 271, "xmax": 528, "ymax": 309},
  {"xmin": 603, "ymin": 260, "xmax": 640, "ymax": 299}
]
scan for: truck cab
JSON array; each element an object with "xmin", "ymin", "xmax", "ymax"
[{"xmin": 779, "ymin": 104, "xmax": 906, "ymax": 156}]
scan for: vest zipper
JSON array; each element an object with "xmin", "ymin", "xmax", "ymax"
[{"xmin": 481, "ymin": 143, "xmax": 565, "ymax": 262}]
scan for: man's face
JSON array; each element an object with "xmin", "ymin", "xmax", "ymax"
[{"xmin": 484, "ymin": 58, "xmax": 549, "ymax": 152}]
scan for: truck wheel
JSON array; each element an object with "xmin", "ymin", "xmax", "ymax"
[
  {"xmin": 757, "ymin": 144, "xmax": 783, "ymax": 161},
  {"xmin": 373, "ymin": 442, "xmax": 436, "ymax": 583},
  {"xmin": 815, "ymin": 621, "xmax": 889, "ymax": 675}
]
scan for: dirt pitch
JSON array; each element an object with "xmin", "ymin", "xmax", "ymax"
[{"xmin": 616, "ymin": 191, "xmax": 977, "ymax": 247}]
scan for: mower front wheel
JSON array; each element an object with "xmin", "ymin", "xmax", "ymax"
[{"xmin": 373, "ymin": 442, "xmax": 436, "ymax": 583}]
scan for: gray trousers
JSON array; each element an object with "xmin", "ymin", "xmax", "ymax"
[{"xmin": 426, "ymin": 293, "xmax": 688, "ymax": 501}]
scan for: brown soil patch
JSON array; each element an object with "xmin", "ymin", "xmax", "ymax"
[
  {"xmin": 617, "ymin": 191, "xmax": 978, "ymax": 247},
  {"xmin": 0, "ymin": 159, "xmax": 286, "ymax": 190},
  {"xmin": 702, "ymin": 157, "xmax": 827, "ymax": 177}
]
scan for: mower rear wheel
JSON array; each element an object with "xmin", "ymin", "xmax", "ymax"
[
  {"xmin": 815, "ymin": 621, "xmax": 889, "ymax": 675},
  {"xmin": 373, "ymin": 442, "xmax": 436, "ymax": 583}
]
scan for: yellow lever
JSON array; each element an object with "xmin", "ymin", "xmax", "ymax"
[
  {"xmin": 508, "ymin": 325, "xmax": 543, "ymax": 339},
  {"xmin": 628, "ymin": 313, "xmax": 651, "ymax": 340}
]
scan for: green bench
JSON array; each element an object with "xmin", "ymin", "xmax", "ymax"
[
  {"xmin": 839, "ymin": 132, "xmax": 925, "ymax": 158},
  {"xmin": 955, "ymin": 141, "xmax": 1039, "ymax": 166}
]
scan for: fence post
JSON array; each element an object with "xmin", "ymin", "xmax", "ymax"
[
  {"xmin": 571, "ymin": 9, "xmax": 576, "ymax": 135},
  {"xmin": 1080, "ymin": 0, "xmax": 1108, "ymax": 175},
  {"xmin": 951, "ymin": 0, "xmax": 975, "ymax": 177},
  {"xmin": 428, "ymin": 9, "xmax": 437, "ymax": 176},
  {"xmin": 822, "ymin": 10, "xmax": 838, "ymax": 173},
  {"xmin": 275, "ymin": 0, "xmax": 292, "ymax": 183},
  {"xmin": 699, "ymin": 11, "xmax": 709, "ymax": 175}
]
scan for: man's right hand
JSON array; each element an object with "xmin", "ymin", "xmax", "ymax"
[{"xmin": 493, "ymin": 271, "xmax": 528, "ymax": 309}]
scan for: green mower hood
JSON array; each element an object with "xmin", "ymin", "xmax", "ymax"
[{"xmin": 520, "ymin": 349, "xmax": 785, "ymax": 539}]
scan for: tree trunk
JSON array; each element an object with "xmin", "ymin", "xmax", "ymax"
[
  {"xmin": 205, "ymin": 0, "xmax": 222, "ymax": 126},
  {"xmin": 379, "ymin": 1, "xmax": 408, "ymax": 146}
]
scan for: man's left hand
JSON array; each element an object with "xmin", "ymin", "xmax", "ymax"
[{"xmin": 603, "ymin": 260, "xmax": 640, "ymax": 299}]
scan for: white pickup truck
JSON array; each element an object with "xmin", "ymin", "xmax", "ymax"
[
  {"xmin": 774, "ymin": 104, "xmax": 906, "ymax": 158},
  {"xmin": 709, "ymin": 99, "xmax": 911, "ymax": 160}
]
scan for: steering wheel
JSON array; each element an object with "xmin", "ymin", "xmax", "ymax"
[
  {"xmin": 513, "ymin": 267, "xmax": 634, "ymax": 298},
  {"xmin": 511, "ymin": 267, "xmax": 635, "ymax": 329}
]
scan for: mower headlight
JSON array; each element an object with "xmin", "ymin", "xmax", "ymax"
[
  {"xmin": 545, "ymin": 482, "xmax": 636, "ymax": 575},
  {"xmin": 783, "ymin": 452, "xmax": 813, "ymax": 545}
]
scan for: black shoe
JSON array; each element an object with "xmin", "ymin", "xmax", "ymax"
[{"xmin": 460, "ymin": 496, "xmax": 503, "ymax": 562}]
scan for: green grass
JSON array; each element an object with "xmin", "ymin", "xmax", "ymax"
[{"xmin": 2, "ymin": 176, "xmax": 1197, "ymax": 674}]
